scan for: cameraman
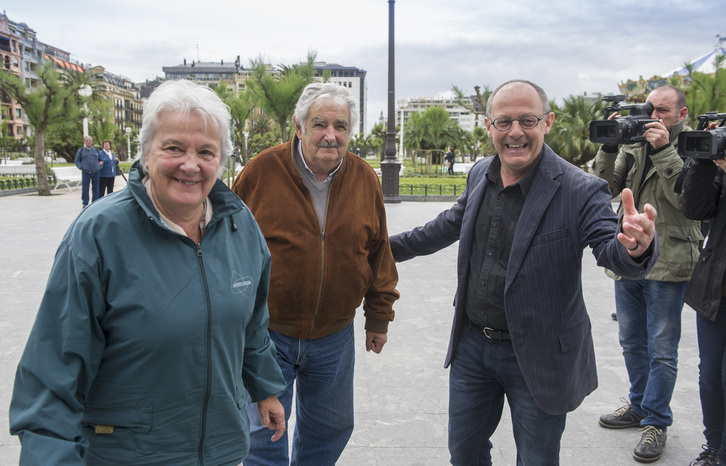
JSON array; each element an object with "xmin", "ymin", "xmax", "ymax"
[
  {"xmin": 682, "ymin": 155, "xmax": 726, "ymax": 466},
  {"xmin": 593, "ymin": 85, "xmax": 703, "ymax": 463}
]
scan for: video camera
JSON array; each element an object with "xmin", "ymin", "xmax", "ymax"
[
  {"xmin": 677, "ymin": 112, "xmax": 726, "ymax": 160},
  {"xmin": 589, "ymin": 95, "xmax": 657, "ymax": 145}
]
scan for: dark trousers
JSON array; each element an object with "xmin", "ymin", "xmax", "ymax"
[
  {"xmin": 697, "ymin": 299, "xmax": 726, "ymax": 463},
  {"xmin": 99, "ymin": 176, "xmax": 115, "ymax": 197}
]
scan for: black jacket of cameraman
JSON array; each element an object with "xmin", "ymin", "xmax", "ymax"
[{"xmin": 682, "ymin": 158, "xmax": 726, "ymax": 321}]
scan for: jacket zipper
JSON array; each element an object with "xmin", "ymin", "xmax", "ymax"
[
  {"xmin": 195, "ymin": 242, "xmax": 213, "ymax": 466},
  {"xmin": 307, "ymin": 179, "xmax": 334, "ymax": 338}
]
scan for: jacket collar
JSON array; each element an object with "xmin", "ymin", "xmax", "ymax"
[
  {"xmin": 669, "ymin": 118, "xmax": 687, "ymax": 145},
  {"xmin": 284, "ymin": 135, "xmax": 350, "ymax": 183}
]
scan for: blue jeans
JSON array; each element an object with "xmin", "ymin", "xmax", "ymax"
[
  {"xmin": 615, "ymin": 278, "xmax": 687, "ymax": 428},
  {"xmin": 448, "ymin": 323, "xmax": 566, "ymax": 465},
  {"xmin": 245, "ymin": 324, "xmax": 355, "ymax": 466},
  {"xmin": 697, "ymin": 300, "xmax": 726, "ymax": 463},
  {"xmin": 81, "ymin": 171, "xmax": 100, "ymax": 206}
]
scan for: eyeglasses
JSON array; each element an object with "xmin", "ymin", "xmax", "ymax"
[{"xmin": 490, "ymin": 113, "xmax": 548, "ymax": 131}]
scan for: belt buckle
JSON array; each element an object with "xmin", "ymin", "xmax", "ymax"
[{"xmin": 483, "ymin": 327, "xmax": 496, "ymax": 339}]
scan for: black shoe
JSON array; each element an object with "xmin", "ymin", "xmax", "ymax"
[
  {"xmin": 690, "ymin": 445, "xmax": 720, "ymax": 466},
  {"xmin": 633, "ymin": 425, "xmax": 667, "ymax": 463},
  {"xmin": 599, "ymin": 399, "xmax": 643, "ymax": 429}
]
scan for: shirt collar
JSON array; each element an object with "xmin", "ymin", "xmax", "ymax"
[
  {"xmin": 142, "ymin": 176, "xmax": 213, "ymax": 238},
  {"xmin": 296, "ymin": 139, "xmax": 343, "ymax": 183},
  {"xmin": 485, "ymin": 146, "xmax": 544, "ymax": 196}
]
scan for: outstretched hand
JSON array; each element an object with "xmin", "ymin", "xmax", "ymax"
[{"xmin": 618, "ymin": 188, "xmax": 657, "ymax": 257}]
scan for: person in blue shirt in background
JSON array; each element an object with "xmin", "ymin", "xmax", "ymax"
[
  {"xmin": 74, "ymin": 136, "xmax": 103, "ymax": 207},
  {"xmin": 98, "ymin": 140, "xmax": 119, "ymax": 197}
]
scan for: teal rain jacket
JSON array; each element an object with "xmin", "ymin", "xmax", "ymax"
[{"xmin": 10, "ymin": 161, "xmax": 285, "ymax": 465}]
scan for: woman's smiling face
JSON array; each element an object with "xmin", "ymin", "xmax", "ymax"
[{"xmin": 145, "ymin": 110, "xmax": 221, "ymax": 223}]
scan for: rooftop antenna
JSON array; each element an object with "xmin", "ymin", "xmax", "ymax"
[{"xmin": 196, "ymin": 43, "xmax": 200, "ymax": 62}]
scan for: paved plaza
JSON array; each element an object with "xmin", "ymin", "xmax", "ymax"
[{"xmin": 0, "ymin": 179, "xmax": 706, "ymax": 465}]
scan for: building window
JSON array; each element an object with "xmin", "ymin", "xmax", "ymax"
[{"xmin": 16, "ymin": 108, "xmax": 21, "ymax": 119}]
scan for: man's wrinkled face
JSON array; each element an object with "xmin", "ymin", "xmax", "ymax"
[
  {"xmin": 646, "ymin": 88, "xmax": 687, "ymax": 132},
  {"xmin": 295, "ymin": 101, "xmax": 351, "ymax": 180},
  {"xmin": 485, "ymin": 83, "xmax": 553, "ymax": 184}
]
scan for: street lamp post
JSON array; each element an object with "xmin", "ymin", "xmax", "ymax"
[
  {"xmin": 78, "ymin": 85, "xmax": 92, "ymax": 138},
  {"xmin": 125, "ymin": 127, "xmax": 132, "ymax": 160},
  {"xmin": 398, "ymin": 99, "xmax": 407, "ymax": 159},
  {"xmin": 380, "ymin": 0, "xmax": 401, "ymax": 203}
]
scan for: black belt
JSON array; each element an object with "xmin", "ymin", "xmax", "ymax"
[{"xmin": 473, "ymin": 325, "xmax": 510, "ymax": 341}]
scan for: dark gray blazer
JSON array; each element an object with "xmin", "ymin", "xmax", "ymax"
[{"xmin": 390, "ymin": 145, "xmax": 658, "ymax": 415}]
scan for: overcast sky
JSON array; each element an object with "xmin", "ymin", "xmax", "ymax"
[{"xmin": 5, "ymin": 0, "xmax": 725, "ymax": 132}]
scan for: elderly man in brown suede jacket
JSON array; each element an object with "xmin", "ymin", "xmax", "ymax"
[{"xmin": 232, "ymin": 82, "xmax": 399, "ymax": 466}]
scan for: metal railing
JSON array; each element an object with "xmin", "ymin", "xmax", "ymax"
[{"xmin": 399, "ymin": 183, "xmax": 464, "ymax": 196}]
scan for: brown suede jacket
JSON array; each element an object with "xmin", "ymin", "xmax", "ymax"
[{"xmin": 232, "ymin": 137, "xmax": 399, "ymax": 339}]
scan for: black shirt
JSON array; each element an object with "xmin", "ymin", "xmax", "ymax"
[{"xmin": 464, "ymin": 152, "xmax": 543, "ymax": 330}]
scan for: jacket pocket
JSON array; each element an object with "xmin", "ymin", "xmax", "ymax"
[
  {"xmin": 530, "ymin": 227, "xmax": 568, "ymax": 246},
  {"xmin": 558, "ymin": 320, "xmax": 587, "ymax": 353},
  {"xmin": 82, "ymin": 407, "xmax": 153, "ymax": 434},
  {"xmin": 663, "ymin": 224, "xmax": 702, "ymax": 278}
]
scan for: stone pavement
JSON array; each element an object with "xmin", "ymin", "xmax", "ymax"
[{"xmin": 0, "ymin": 180, "xmax": 704, "ymax": 465}]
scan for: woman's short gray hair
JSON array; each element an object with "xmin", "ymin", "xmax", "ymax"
[
  {"xmin": 294, "ymin": 82, "xmax": 359, "ymax": 135},
  {"xmin": 137, "ymin": 79, "xmax": 233, "ymax": 173}
]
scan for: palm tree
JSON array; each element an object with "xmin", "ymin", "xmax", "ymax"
[
  {"xmin": 370, "ymin": 122, "xmax": 387, "ymax": 160},
  {"xmin": 471, "ymin": 126, "xmax": 490, "ymax": 161},
  {"xmin": 403, "ymin": 111, "xmax": 426, "ymax": 172},
  {"xmin": 683, "ymin": 55, "xmax": 726, "ymax": 128},
  {"xmin": 214, "ymin": 83, "xmax": 257, "ymax": 164},
  {"xmin": 452, "ymin": 84, "xmax": 491, "ymax": 128},
  {"xmin": 248, "ymin": 52, "xmax": 316, "ymax": 143},
  {"xmin": 0, "ymin": 62, "xmax": 90, "ymax": 195},
  {"xmin": 546, "ymin": 96, "xmax": 605, "ymax": 169},
  {"xmin": 89, "ymin": 99, "xmax": 117, "ymax": 145}
]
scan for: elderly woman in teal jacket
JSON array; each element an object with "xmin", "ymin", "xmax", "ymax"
[{"xmin": 9, "ymin": 80, "xmax": 286, "ymax": 465}]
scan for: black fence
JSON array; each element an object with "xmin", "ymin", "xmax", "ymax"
[
  {"xmin": 0, "ymin": 175, "xmax": 55, "ymax": 191},
  {"xmin": 399, "ymin": 183, "xmax": 465, "ymax": 196}
]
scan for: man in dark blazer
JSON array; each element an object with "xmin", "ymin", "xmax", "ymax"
[{"xmin": 389, "ymin": 80, "xmax": 659, "ymax": 465}]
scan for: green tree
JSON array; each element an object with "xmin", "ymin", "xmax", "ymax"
[
  {"xmin": 546, "ymin": 95, "xmax": 605, "ymax": 169},
  {"xmin": 89, "ymin": 98, "xmax": 117, "ymax": 145},
  {"xmin": 251, "ymin": 113, "xmax": 274, "ymax": 136},
  {"xmin": 683, "ymin": 55, "xmax": 726, "ymax": 127},
  {"xmin": 471, "ymin": 125, "xmax": 491, "ymax": 161},
  {"xmin": 248, "ymin": 132, "xmax": 280, "ymax": 157},
  {"xmin": 369, "ymin": 122, "xmax": 387, "ymax": 160},
  {"xmin": 248, "ymin": 52, "xmax": 316, "ymax": 143},
  {"xmin": 46, "ymin": 120, "xmax": 81, "ymax": 161},
  {"xmin": 452, "ymin": 84, "xmax": 491, "ymax": 128},
  {"xmin": 214, "ymin": 83, "xmax": 257, "ymax": 164},
  {"xmin": 0, "ymin": 120, "xmax": 26, "ymax": 160},
  {"xmin": 348, "ymin": 133, "xmax": 375, "ymax": 157},
  {"xmin": 403, "ymin": 111, "xmax": 426, "ymax": 172},
  {"xmin": 0, "ymin": 62, "xmax": 89, "ymax": 194}
]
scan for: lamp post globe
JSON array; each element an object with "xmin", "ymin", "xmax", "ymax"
[
  {"xmin": 125, "ymin": 127, "xmax": 132, "ymax": 160},
  {"xmin": 78, "ymin": 85, "xmax": 92, "ymax": 138}
]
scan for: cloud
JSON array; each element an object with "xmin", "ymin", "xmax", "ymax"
[{"xmin": 5, "ymin": 0, "xmax": 724, "ymax": 132}]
